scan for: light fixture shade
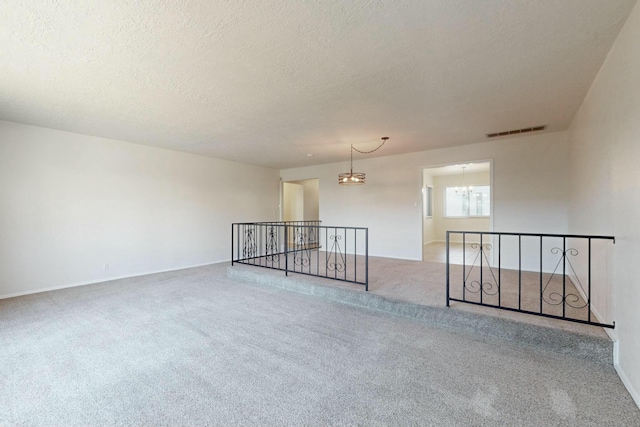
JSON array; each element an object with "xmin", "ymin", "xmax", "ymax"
[
  {"xmin": 338, "ymin": 172, "xmax": 366, "ymax": 185},
  {"xmin": 338, "ymin": 137, "xmax": 388, "ymax": 186}
]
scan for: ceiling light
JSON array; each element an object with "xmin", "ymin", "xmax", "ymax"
[
  {"xmin": 338, "ymin": 137, "xmax": 389, "ymax": 186},
  {"xmin": 455, "ymin": 165, "xmax": 473, "ymax": 196}
]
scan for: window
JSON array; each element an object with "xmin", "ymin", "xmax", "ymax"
[{"xmin": 445, "ymin": 185, "xmax": 490, "ymax": 217}]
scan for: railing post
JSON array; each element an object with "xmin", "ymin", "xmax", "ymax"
[
  {"xmin": 518, "ymin": 235, "xmax": 522, "ymax": 311},
  {"xmin": 498, "ymin": 234, "xmax": 501, "ymax": 307},
  {"xmin": 354, "ymin": 229, "xmax": 357, "ymax": 283},
  {"xmin": 446, "ymin": 231, "xmax": 450, "ymax": 307},
  {"xmin": 284, "ymin": 224, "xmax": 289, "ymax": 276},
  {"xmin": 344, "ymin": 227, "xmax": 347, "ymax": 281},
  {"xmin": 588, "ymin": 237, "xmax": 592, "ymax": 323},
  {"xmin": 325, "ymin": 227, "xmax": 328, "ymax": 278},
  {"xmin": 562, "ymin": 236, "xmax": 566, "ymax": 319},
  {"xmin": 231, "ymin": 224, "xmax": 234, "ymax": 266},
  {"xmin": 462, "ymin": 232, "xmax": 466, "ymax": 301},
  {"xmin": 539, "ymin": 235, "xmax": 543, "ymax": 315},
  {"xmin": 333, "ymin": 227, "xmax": 338, "ymax": 279},
  {"xmin": 480, "ymin": 233, "xmax": 483, "ymax": 305},
  {"xmin": 365, "ymin": 228, "xmax": 369, "ymax": 292}
]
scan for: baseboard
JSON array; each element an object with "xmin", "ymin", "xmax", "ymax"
[
  {"xmin": 566, "ymin": 272, "xmax": 614, "ymax": 328},
  {"xmin": 0, "ymin": 259, "xmax": 229, "ymax": 300},
  {"xmin": 435, "ymin": 239, "xmax": 484, "ymax": 244},
  {"xmin": 368, "ymin": 253, "xmax": 422, "ymax": 262},
  {"xmin": 424, "ymin": 240, "xmax": 482, "ymax": 244},
  {"xmin": 614, "ymin": 355, "xmax": 640, "ymax": 410}
]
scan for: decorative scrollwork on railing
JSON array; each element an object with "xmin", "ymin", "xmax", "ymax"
[
  {"xmin": 464, "ymin": 243, "xmax": 500, "ymax": 297},
  {"xmin": 265, "ymin": 225, "xmax": 279, "ymax": 262},
  {"xmin": 294, "ymin": 250, "xmax": 310, "ymax": 267},
  {"xmin": 327, "ymin": 234, "xmax": 345, "ymax": 272},
  {"xmin": 464, "ymin": 280, "xmax": 500, "ymax": 296},
  {"xmin": 293, "ymin": 226, "xmax": 311, "ymax": 266},
  {"xmin": 242, "ymin": 227, "xmax": 257, "ymax": 258},
  {"xmin": 470, "ymin": 243, "xmax": 492, "ymax": 251},
  {"xmin": 307, "ymin": 226, "xmax": 319, "ymax": 248},
  {"xmin": 541, "ymin": 248, "xmax": 588, "ymax": 309},
  {"xmin": 294, "ymin": 227, "xmax": 306, "ymax": 248}
]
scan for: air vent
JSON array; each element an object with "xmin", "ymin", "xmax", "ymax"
[{"xmin": 486, "ymin": 125, "xmax": 546, "ymax": 138}]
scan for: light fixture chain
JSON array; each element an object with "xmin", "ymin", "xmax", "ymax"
[
  {"xmin": 350, "ymin": 144, "xmax": 354, "ymax": 173},
  {"xmin": 352, "ymin": 137, "xmax": 389, "ymax": 154},
  {"xmin": 339, "ymin": 137, "xmax": 388, "ymax": 185}
]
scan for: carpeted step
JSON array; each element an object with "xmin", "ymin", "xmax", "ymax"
[{"xmin": 227, "ymin": 265, "xmax": 613, "ymax": 365}]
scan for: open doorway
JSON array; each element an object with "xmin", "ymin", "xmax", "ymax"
[
  {"xmin": 422, "ymin": 162, "xmax": 492, "ymax": 263},
  {"xmin": 282, "ymin": 179, "xmax": 320, "ymax": 222}
]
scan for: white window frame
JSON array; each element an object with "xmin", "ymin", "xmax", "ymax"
[{"xmin": 444, "ymin": 185, "xmax": 490, "ymax": 218}]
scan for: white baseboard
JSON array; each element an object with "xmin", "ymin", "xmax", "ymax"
[
  {"xmin": 566, "ymin": 272, "xmax": 614, "ymax": 329},
  {"xmin": 614, "ymin": 354, "xmax": 640, "ymax": 410},
  {"xmin": 367, "ymin": 253, "xmax": 422, "ymax": 262},
  {"xmin": 0, "ymin": 259, "xmax": 229, "ymax": 300},
  {"xmin": 424, "ymin": 240, "xmax": 485, "ymax": 244}
]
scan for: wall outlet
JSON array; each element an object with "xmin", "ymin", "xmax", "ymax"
[{"xmin": 104, "ymin": 263, "xmax": 109, "ymax": 271}]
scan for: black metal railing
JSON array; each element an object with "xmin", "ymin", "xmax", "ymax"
[
  {"xmin": 232, "ymin": 221, "xmax": 368, "ymax": 290},
  {"xmin": 445, "ymin": 231, "xmax": 615, "ymax": 328}
]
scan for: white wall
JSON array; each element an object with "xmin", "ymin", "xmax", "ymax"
[
  {"xmin": 289, "ymin": 179, "xmax": 320, "ymax": 221},
  {"xmin": 283, "ymin": 179, "xmax": 319, "ymax": 221},
  {"xmin": 567, "ymin": 0, "xmax": 640, "ymax": 407},
  {"xmin": 422, "ymin": 172, "xmax": 435, "ymax": 243},
  {"xmin": 0, "ymin": 121, "xmax": 280, "ymax": 298},
  {"xmin": 281, "ymin": 131, "xmax": 569, "ymax": 261},
  {"xmin": 301, "ymin": 179, "xmax": 320, "ymax": 221},
  {"xmin": 282, "ymin": 182, "xmax": 304, "ymax": 221},
  {"xmin": 432, "ymin": 172, "xmax": 491, "ymax": 243}
]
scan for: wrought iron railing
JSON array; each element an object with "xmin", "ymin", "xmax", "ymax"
[
  {"xmin": 445, "ymin": 231, "xmax": 615, "ymax": 328},
  {"xmin": 232, "ymin": 221, "xmax": 368, "ymax": 290}
]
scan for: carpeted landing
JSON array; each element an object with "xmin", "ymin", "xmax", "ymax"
[
  {"xmin": 1, "ymin": 263, "xmax": 638, "ymax": 426},
  {"xmin": 228, "ymin": 263, "xmax": 614, "ymax": 365}
]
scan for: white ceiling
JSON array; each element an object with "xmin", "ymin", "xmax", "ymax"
[
  {"xmin": 424, "ymin": 162, "xmax": 490, "ymax": 177},
  {"xmin": 0, "ymin": 0, "xmax": 636, "ymax": 169}
]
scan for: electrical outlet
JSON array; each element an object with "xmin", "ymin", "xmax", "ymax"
[{"xmin": 104, "ymin": 263, "xmax": 109, "ymax": 271}]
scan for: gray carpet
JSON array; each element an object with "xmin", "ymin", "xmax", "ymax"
[
  {"xmin": 245, "ymin": 250, "xmax": 611, "ymax": 338},
  {"xmin": 1, "ymin": 263, "xmax": 638, "ymax": 426},
  {"xmin": 227, "ymin": 266, "xmax": 614, "ymax": 365}
]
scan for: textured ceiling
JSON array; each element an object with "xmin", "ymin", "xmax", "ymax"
[
  {"xmin": 425, "ymin": 162, "xmax": 490, "ymax": 177},
  {"xmin": 0, "ymin": 0, "xmax": 636, "ymax": 169}
]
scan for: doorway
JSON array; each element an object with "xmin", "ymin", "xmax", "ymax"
[
  {"xmin": 282, "ymin": 179, "xmax": 320, "ymax": 222},
  {"xmin": 422, "ymin": 162, "xmax": 492, "ymax": 263}
]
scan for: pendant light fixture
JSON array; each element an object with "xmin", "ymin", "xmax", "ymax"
[
  {"xmin": 455, "ymin": 165, "xmax": 474, "ymax": 195},
  {"xmin": 338, "ymin": 137, "xmax": 389, "ymax": 185}
]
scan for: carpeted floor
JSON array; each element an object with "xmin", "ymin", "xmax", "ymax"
[
  {"xmin": 247, "ymin": 251, "xmax": 610, "ymax": 338},
  {"xmin": 0, "ymin": 263, "xmax": 638, "ymax": 426}
]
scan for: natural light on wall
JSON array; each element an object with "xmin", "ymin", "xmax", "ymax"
[{"xmin": 445, "ymin": 186, "xmax": 490, "ymax": 217}]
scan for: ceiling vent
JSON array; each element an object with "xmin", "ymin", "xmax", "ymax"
[{"xmin": 486, "ymin": 125, "xmax": 546, "ymax": 138}]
